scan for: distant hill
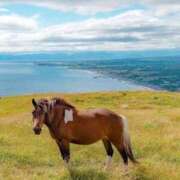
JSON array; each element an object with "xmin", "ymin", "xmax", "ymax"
[{"xmin": 1, "ymin": 49, "xmax": 180, "ymax": 61}]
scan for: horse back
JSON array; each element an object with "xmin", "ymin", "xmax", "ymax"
[{"xmin": 61, "ymin": 108, "xmax": 124, "ymax": 144}]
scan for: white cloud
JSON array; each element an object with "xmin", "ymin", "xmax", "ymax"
[
  {"xmin": 0, "ymin": 14, "xmax": 38, "ymax": 31},
  {"xmin": 0, "ymin": 9, "xmax": 180, "ymax": 52},
  {"xmin": 0, "ymin": 1, "xmax": 180, "ymax": 52}
]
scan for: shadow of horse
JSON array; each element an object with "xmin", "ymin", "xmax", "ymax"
[{"xmin": 67, "ymin": 168, "xmax": 108, "ymax": 180}]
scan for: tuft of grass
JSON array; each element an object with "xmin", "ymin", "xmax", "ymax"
[{"xmin": 0, "ymin": 91, "xmax": 180, "ymax": 179}]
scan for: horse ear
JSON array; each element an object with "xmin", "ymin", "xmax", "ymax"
[{"xmin": 32, "ymin": 98, "xmax": 37, "ymax": 108}]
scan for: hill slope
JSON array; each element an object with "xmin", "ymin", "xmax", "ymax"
[{"xmin": 0, "ymin": 91, "xmax": 180, "ymax": 180}]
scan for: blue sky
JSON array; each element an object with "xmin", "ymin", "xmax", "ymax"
[
  {"xmin": 1, "ymin": 2, "xmax": 147, "ymax": 27},
  {"xmin": 2, "ymin": 3, "xmax": 90, "ymax": 26},
  {"xmin": 0, "ymin": 1, "xmax": 180, "ymax": 53}
]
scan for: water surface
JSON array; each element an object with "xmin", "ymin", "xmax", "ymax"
[{"xmin": 0, "ymin": 61, "xmax": 145, "ymax": 96}]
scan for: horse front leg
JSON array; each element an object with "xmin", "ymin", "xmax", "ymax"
[{"xmin": 56, "ymin": 139, "xmax": 70, "ymax": 169}]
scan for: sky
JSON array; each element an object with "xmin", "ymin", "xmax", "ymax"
[{"xmin": 0, "ymin": 0, "xmax": 180, "ymax": 53}]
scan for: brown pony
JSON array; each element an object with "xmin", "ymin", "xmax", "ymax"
[{"xmin": 31, "ymin": 97, "xmax": 137, "ymax": 169}]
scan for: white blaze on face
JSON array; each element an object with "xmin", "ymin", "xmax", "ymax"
[
  {"xmin": 64, "ymin": 109, "xmax": 73, "ymax": 124},
  {"xmin": 33, "ymin": 118, "xmax": 38, "ymax": 128}
]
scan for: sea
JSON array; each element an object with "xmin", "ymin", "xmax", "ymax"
[{"xmin": 0, "ymin": 55, "xmax": 180, "ymax": 96}]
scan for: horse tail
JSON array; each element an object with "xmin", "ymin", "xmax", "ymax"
[{"xmin": 121, "ymin": 116, "xmax": 138, "ymax": 164}]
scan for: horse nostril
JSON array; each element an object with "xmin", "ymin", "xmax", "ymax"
[{"xmin": 33, "ymin": 127, "xmax": 41, "ymax": 134}]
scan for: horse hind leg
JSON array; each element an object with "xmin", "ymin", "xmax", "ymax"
[
  {"xmin": 112, "ymin": 141, "xmax": 128, "ymax": 164},
  {"xmin": 102, "ymin": 139, "xmax": 114, "ymax": 169},
  {"xmin": 111, "ymin": 137, "xmax": 137, "ymax": 168},
  {"xmin": 107, "ymin": 140, "xmax": 129, "ymax": 174}
]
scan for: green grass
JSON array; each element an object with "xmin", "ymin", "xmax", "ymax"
[{"xmin": 0, "ymin": 91, "xmax": 180, "ymax": 180}]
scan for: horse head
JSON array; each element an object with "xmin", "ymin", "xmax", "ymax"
[
  {"xmin": 31, "ymin": 98, "xmax": 49, "ymax": 135},
  {"xmin": 31, "ymin": 97, "xmax": 76, "ymax": 135}
]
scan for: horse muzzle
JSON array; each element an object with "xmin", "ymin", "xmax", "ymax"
[{"xmin": 33, "ymin": 127, "xmax": 42, "ymax": 135}]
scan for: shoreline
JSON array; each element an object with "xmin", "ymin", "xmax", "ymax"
[
  {"xmin": 0, "ymin": 63, "xmax": 148, "ymax": 97},
  {"xmin": 0, "ymin": 59, "xmax": 179, "ymax": 97}
]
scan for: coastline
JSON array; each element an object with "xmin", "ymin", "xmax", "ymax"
[
  {"xmin": 0, "ymin": 61, "xmax": 148, "ymax": 97},
  {"xmin": 1, "ymin": 57, "xmax": 180, "ymax": 97}
]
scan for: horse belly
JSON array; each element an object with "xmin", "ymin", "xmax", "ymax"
[
  {"xmin": 70, "ymin": 127, "xmax": 105, "ymax": 145},
  {"xmin": 71, "ymin": 138, "xmax": 99, "ymax": 145},
  {"xmin": 69, "ymin": 110, "xmax": 118, "ymax": 145}
]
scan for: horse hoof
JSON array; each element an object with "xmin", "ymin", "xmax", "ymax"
[
  {"xmin": 64, "ymin": 161, "xmax": 71, "ymax": 170},
  {"xmin": 123, "ymin": 165, "xmax": 129, "ymax": 175},
  {"xmin": 103, "ymin": 165, "xmax": 111, "ymax": 171}
]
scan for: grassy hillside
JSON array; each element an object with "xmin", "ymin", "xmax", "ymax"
[{"xmin": 0, "ymin": 91, "xmax": 180, "ymax": 180}]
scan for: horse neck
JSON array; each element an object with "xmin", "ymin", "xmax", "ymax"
[
  {"xmin": 44, "ymin": 112, "xmax": 51, "ymax": 128},
  {"xmin": 45, "ymin": 105, "xmax": 78, "ymax": 137},
  {"xmin": 72, "ymin": 109, "xmax": 79, "ymax": 120},
  {"xmin": 45, "ymin": 112, "xmax": 61, "ymax": 139}
]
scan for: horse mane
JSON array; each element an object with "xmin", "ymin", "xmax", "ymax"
[
  {"xmin": 51, "ymin": 97, "xmax": 75, "ymax": 110},
  {"xmin": 35, "ymin": 97, "xmax": 76, "ymax": 113},
  {"xmin": 37, "ymin": 99, "xmax": 49, "ymax": 107}
]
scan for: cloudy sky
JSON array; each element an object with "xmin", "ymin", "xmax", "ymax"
[{"xmin": 0, "ymin": 0, "xmax": 180, "ymax": 53}]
